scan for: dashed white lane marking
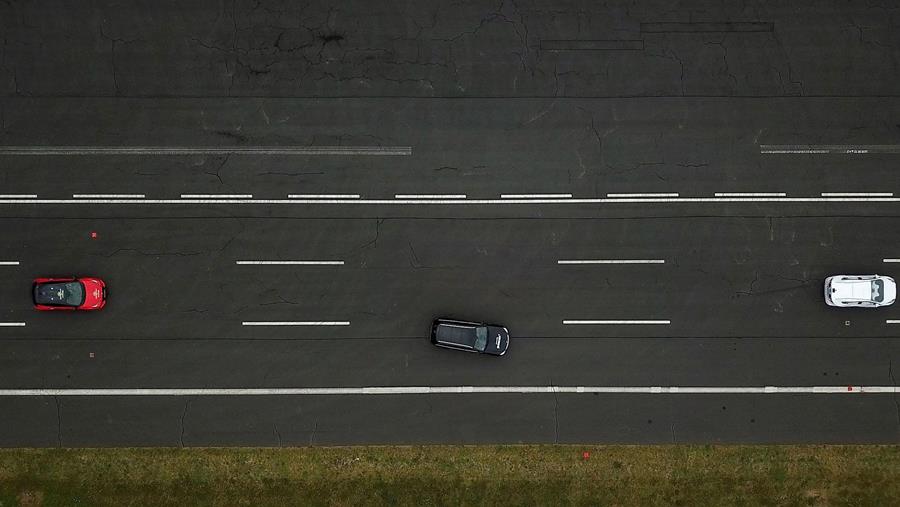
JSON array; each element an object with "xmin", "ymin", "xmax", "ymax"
[
  {"xmin": 0, "ymin": 261, "xmax": 20, "ymax": 265},
  {"xmin": 760, "ymin": 144, "xmax": 900, "ymax": 154},
  {"xmin": 0, "ymin": 385, "xmax": 893, "ymax": 396},
  {"xmin": 236, "ymin": 260, "xmax": 344, "ymax": 265},
  {"xmin": 0, "ymin": 146, "xmax": 413, "ymax": 156},
  {"xmin": 2, "ymin": 197, "xmax": 900, "ymax": 205},
  {"xmin": 883, "ymin": 259, "xmax": 900, "ymax": 263},
  {"xmin": 558, "ymin": 259, "xmax": 665, "ymax": 265},
  {"xmin": 0, "ymin": 194, "xmax": 37, "ymax": 198},
  {"xmin": 242, "ymin": 321, "xmax": 350, "ymax": 326},
  {"xmin": 288, "ymin": 194, "xmax": 361, "ymax": 199},
  {"xmin": 0, "ymin": 322, "xmax": 25, "ymax": 327},
  {"xmin": 181, "ymin": 194, "xmax": 253, "ymax": 198},
  {"xmin": 73, "ymin": 194, "xmax": 145, "ymax": 198},
  {"xmin": 886, "ymin": 320, "xmax": 900, "ymax": 324},
  {"xmin": 821, "ymin": 192, "xmax": 893, "ymax": 197},
  {"xmin": 394, "ymin": 194, "xmax": 467, "ymax": 199},
  {"xmin": 607, "ymin": 193, "xmax": 679, "ymax": 198},
  {"xmin": 501, "ymin": 194, "xmax": 573, "ymax": 198},
  {"xmin": 715, "ymin": 192, "xmax": 786, "ymax": 197},
  {"xmin": 563, "ymin": 320, "xmax": 671, "ymax": 325}
]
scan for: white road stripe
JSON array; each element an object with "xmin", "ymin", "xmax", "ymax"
[
  {"xmin": 821, "ymin": 192, "xmax": 893, "ymax": 197},
  {"xmin": 73, "ymin": 194, "xmax": 145, "ymax": 198},
  {"xmin": 0, "ymin": 385, "xmax": 893, "ymax": 396},
  {"xmin": 0, "ymin": 194, "xmax": 37, "ymax": 198},
  {"xmin": 0, "ymin": 322, "xmax": 25, "ymax": 327},
  {"xmin": 0, "ymin": 261, "xmax": 20, "ymax": 265},
  {"xmin": 715, "ymin": 192, "xmax": 786, "ymax": 197},
  {"xmin": 236, "ymin": 260, "xmax": 344, "ymax": 265},
  {"xmin": 0, "ymin": 146, "xmax": 413, "ymax": 156},
  {"xmin": 288, "ymin": 194, "xmax": 361, "ymax": 199},
  {"xmin": 886, "ymin": 320, "xmax": 900, "ymax": 324},
  {"xmin": 1, "ymin": 197, "xmax": 900, "ymax": 205},
  {"xmin": 181, "ymin": 194, "xmax": 253, "ymax": 198},
  {"xmin": 883, "ymin": 259, "xmax": 900, "ymax": 263},
  {"xmin": 607, "ymin": 193, "xmax": 679, "ymax": 198},
  {"xmin": 242, "ymin": 321, "xmax": 350, "ymax": 326},
  {"xmin": 558, "ymin": 259, "xmax": 665, "ymax": 264},
  {"xmin": 501, "ymin": 194, "xmax": 573, "ymax": 198},
  {"xmin": 395, "ymin": 194, "xmax": 467, "ymax": 199},
  {"xmin": 760, "ymin": 144, "xmax": 900, "ymax": 154},
  {"xmin": 563, "ymin": 320, "xmax": 671, "ymax": 325}
]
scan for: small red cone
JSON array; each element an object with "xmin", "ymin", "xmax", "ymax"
[
  {"xmin": 90, "ymin": 232, "xmax": 98, "ymax": 239},
  {"xmin": 582, "ymin": 451, "xmax": 590, "ymax": 460}
]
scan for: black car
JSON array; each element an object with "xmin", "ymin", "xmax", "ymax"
[{"xmin": 431, "ymin": 318, "xmax": 509, "ymax": 356}]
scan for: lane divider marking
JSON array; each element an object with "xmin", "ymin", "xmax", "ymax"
[
  {"xmin": 0, "ymin": 195, "xmax": 37, "ymax": 198},
  {"xmin": 181, "ymin": 194, "xmax": 253, "ymax": 198},
  {"xmin": 394, "ymin": 194, "xmax": 466, "ymax": 199},
  {"xmin": 236, "ymin": 261, "xmax": 344, "ymax": 265},
  {"xmin": 558, "ymin": 259, "xmax": 665, "ymax": 265},
  {"xmin": 563, "ymin": 320, "xmax": 671, "ymax": 325},
  {"xmin": 242, "ymin": 321, "xmax": 350, "ymax": 326},
  {"xmin": 760, "ymin": 144, "xmax": 900, "ymax": 154},
  {"xmin": 501, "ymin": 194, "xmax": 573, "ymax": 198},
  {"xmin": 0, "ymin": 261, "xmax": 20, "ymax": 265},
  {"xmin": 3, "ymin": 197, "xmax": 900, "ymax": 204},
  {"xmin": 0, "ymin": 322, "xmax": 26, "ymax": 327},
  {"xmin": 0, "ymin": 385, "xmax": 894, "ymax": 396},
  {"xmin": 607, "ymin": 193, "xmax": 679, "ymax": 198},
  {"xmin": 73, "ymin": 194, "xmax": 145, "ymax": 198},
  {"xmin": 0, "ymin": 146, "xmax": 413, "ymax": 156},
  {"xmin": 288, "ymin": 194, "xmax": 360, "ymax": 199},
  {"xmin": 715, "ymin": 192, "xmax": 786, "ymax": 197},
  {"xmin": 886, "ymin": 320, "xmax": 900, "ymax": 324},
  {"xmin": 821, "ymin": 192, "xmax": 893, "ymax": 197}
]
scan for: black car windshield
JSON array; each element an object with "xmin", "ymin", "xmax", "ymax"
[
  {"xmin": 35, "ymin": 282, "xmax": 85, "ymax": 306},
  {"xmin": 474, "ymin": 326, "xmax": 488, "ymax": 351},
  {"xmin": 873, "ymin": 279, "xmax": 885, "ymax": 302}
]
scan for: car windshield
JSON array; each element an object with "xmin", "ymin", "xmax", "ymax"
[
  {"xmin": 474, "ymin": 326, "xmax": 488, "ymax": 351},
  {"xmin": 35, "ymin": 281, "xmax": 85, "ymax": 306},
  {"xmin": 873, "ymin": 279, "xmax": 885, "ymax": 302}
]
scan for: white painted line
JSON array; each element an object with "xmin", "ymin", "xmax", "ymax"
[
  {"xmin": 242, "ymin": 321, "xmax": 350, "ymax": 326},
  {"xmin": 558, "ymin": 259, "xmax": 665, "ymax": 265},
  {"xmin": 563, "ymin": 320, "xmax": 671, "ymax": 325},
  {"xmin": 0, "ymin": 146, "xmax": 413, "ymax": 156},
  {"xmin": 715, "ymin": 192, "xmax": 786, "ymax": 197},
  {"xmin": 0, "ymin": 194, "xmax": 37, "ymax": 198},
  {"xmin": 2, "ymin": 197, "xmax": 900, "ymax": 205},
  {"xmin": 887, "ymin": 320, "xmax": 900, "ymax": 324},
  {"xmin": 0, "ymin": 261, "xmax": 20, "ymax": 265},
  {"xmin": 883, "ymin": 259, "xmax": 900, "ymax": 263},
  {"xmin": 607, "ymin": 193, "xmax": 679, "ymax": 198},
  {"xmin": 73, "ymin": 194, "xmax": 145, "ymax": 198},
  {"xmin": 181, "ymin": 194, "xmax": 253, "ymax": 199},
  {"xmin": 395, "ymin": 194, "xmax": 467, "ymax": 199},
  {"xmin": 501, "ymin": 194, "xmax": 573, "ymax": 199},
  {"xmin": 0, "ymin": 322, "xmax": 26, "ymax": 327},
  {"xmin": 760, "ymin": 145, "xmax": 900, "ymax": 154},
  {"xmin": 236, "ymin": 260, "xmax": 344, "ymax": 266},
  {"xmin": 0, "ymin": 385, "xmax": 893, "ymax": 396},
  {"xmin": 821, "ymin": 192, "xmax": 893, "ymax": 197},
  {"xmin": 288, "ymin": 194, "xmax": 361, "ymax": 199}
]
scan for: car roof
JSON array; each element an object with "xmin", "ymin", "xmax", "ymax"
[{"xmin": 832, "ymin": 279, "xmax": 874, "ymax": 301}]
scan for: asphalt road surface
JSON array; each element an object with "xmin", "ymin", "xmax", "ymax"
[{"xmin": 1, "ymin": 1, "xmax": 900, "ymax": 446}]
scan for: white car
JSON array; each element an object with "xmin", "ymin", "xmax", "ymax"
[{"xmin": 824, "ymin": 275, "xmax": 896, "ymax": 307}]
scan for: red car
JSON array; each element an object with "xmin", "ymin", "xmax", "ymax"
[{"xmin": 33, "ymin": 277, "xmax": 107, "ymax": 311}]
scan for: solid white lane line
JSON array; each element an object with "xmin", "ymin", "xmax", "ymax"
[
  {"xmin": 395, "ymin": 194, "xmax": 466, "ymax": 199},
  {"xmin": 236, "ymin": 260, "xmax": 344, "ymax": 265},
  {"xmin": 760, "ymin": 144, "xmax": 900, "ymax": 154},
  {"xmin": 0, "ymin": 385, "xmax": 894, "ymax": 396},
  {"xmin": 607, "ymin": 193, "xmax": 679, "ymax": 198},
  {"xmin": 4, "ymin": 197, "xmax": 900, "ymax": 205},
  {"xmin": 887, "ymin": 320, "xmax": 900, "ymax": 324},
  {"xmin": 288, "ymin": 194, "xmax": 361, "ymax": 199},
  {"xmin": 181, "ymin": 194, "xmax": 253, "ymax": 198},
  {"xmin": 0, "ymin": 261, "xmax": 20, "ymax": 265},
  {"xmin": 0, "ymin": 322, "xmax": 25, "ymax": 327},
  {"xmin": 563, "ymin": 320, "xmax": 671, "ymax": 325},
  {"xmin": 242, "ymin": 321, "xmax": 350, "ymax": 326},
  {"xmin": 883, "ymin": 259, "xmax": 900, "ymax": 263},
  {"xmin": 715, "ymin": 192, "xmax": 786, "ymax": 197},
  {"xmin": 821, "ymin": 192, "xmax": 893, "ymax": 197},
  {"xmin": 0, "ymin": 146, "xmax": 413, "ymax": 156},
  {"xmin": 0, "ymin": 194, "xmax": 37, "ymax": 198},
  {"xmin": 501, "ymin": 194, "xmax": 573, "ymax": 199},
  {"xmin": 558, "ymin": 259, "xmax": 665, "ymax": 265},
  {"xmin": 73, "ymin": 194, "xmax": 144, "ymax": 198}
]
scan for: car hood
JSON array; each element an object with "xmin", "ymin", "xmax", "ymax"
[
  {"xmin": 485, "ymin": 326, "xmax": 510, "ymax": 355},
  {"xmin": 80, "ymin": 278, "xmax": 106, "ymax": 308}
]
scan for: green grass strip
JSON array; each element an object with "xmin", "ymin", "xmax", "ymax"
[{"xmin": 1, "ymin": 445, "xmax": 898, "ymax": 506}]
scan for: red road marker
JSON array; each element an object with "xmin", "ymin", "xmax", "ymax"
[
  {"xmin": 848, "ymin": 386, "xmax": 853, "ymax": 391},
  {"xmin": 582, "ymin": 451, "xmax": 590, "ymax": 460},
  {"xmin": 90, "ymin": 232, "xmax": 98, "ymax": 239}
]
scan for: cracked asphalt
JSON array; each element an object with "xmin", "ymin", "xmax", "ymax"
[{"xmin": 1, "ymin": 0, "xmax": 900, "ymax": 445}]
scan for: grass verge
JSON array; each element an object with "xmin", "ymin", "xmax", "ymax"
[{"xmin": 1, "ymin": 445, "xmax": 898, "ymax": 506}]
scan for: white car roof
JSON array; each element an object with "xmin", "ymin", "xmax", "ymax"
[{"xmin": 831, "ymin": 280, "xmax": 874, "ymax": 302}]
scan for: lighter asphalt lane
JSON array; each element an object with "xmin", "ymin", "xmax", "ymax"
[{"xmin": 3, "ymin": 0, "xmax": 900, "ymax": 446}]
